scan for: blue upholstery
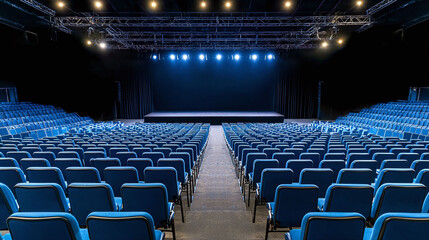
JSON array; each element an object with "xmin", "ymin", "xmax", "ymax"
[
  {"xmin": 373, "ymin": 168, "xmax": 416, "ymax": 193},
  {"xmin": 323, "ymin": 153, "xmax": 346, "ymax": 161},
  {"xmin": 373, "ymin": 153, "xmax": 396, "ymax": 169},
  {"xmin": 104, "ymin": 166, "xmax": 140, "ymax": 197},
  {"xmin": 142, "ymin": 152, "xmax": 165, "ymax": 167},
  {"xmin": 367, "ymin": 213, "xmax": 429, "ymax": 240},
  {"xmin": 32, "ymin": 151, "xmax": 56, "ymax": 166},
  {"xmin": 65, "ymin": 167, "xmax": 102, "ymax": 184},
  {"xmin": 68, "ymin": 183, "xmax": 118, "ymax": 226},
  {"xmin": 15, "ymin": 183, "xmax": 69, "ymax": 212},
  {"xmin": 58, "ymin": 151, "xmax": 80, "ymax": 160},
  {"xmin": 83, "ymin": 151, "xmax": 107, "ymax": 167},
  {"xmin": 379, "ymin": 160, "xmax": 409, "ymax": 170},
  {"xmin": 90, "ymin": 158, "xmax": 121, "ymax": 181},
  {"xmin": 397, "ymin": 152, "xmax": 420, "ymax": 166},
  {"xmin": 158, "ymin": 158, "xmax": 187, "ymax": 184},
  {"xmin": 116, "ymin": 152, "xmax": 137, "ymax": 166},
  {"xmin": 0, "ymin": 158, "xmax": 19, "ymax": 167},
  {"xmin": 370, "ymin": 183, "xmax": 427, "ymax": 221},
  {"xmin": 169, "ymin": 152, "xmax": 192, "ymax": 175},
  {"xmin": 286, "ymin": 212, "xmax": 366, "ymax": 240},
  {"xmin": 144, "ymin": 167, "xmax": 180, "ymax": 202},
  {"xmin": 7, "ymin": 212, "xmax": 87, "ymax": 240},
  {"xmin": 109, "ymin": 147, "xmax": 130, "ymax": 158},
  {"xmin": 0, "ymin": 167, "xmax": 25, "ymax": 196},
  {"xmin": 346, "ymin": 153, "xmax": 371, "ymax": 168},
  {"xmin": 250, "ymin": 159, "xmax": 279, "ymax": 187},
  {"xmin": 86, "ymin": 211, "xmax": 163, "ymax": 240},
  {"xmin": 54, "ymin": 158, "xmax": 83, "ymax": 179},
  {"xmin": 259, "ymin": 168, "xmax": 293, "ymax": 202},
  {"xmin": 5, "ymin": 151, "xmax": 31, "ymax": 165},
  {"xmin": 286, "ymin": 160, "xmax": 313, "ymax": 182},
  {"xmin": 263, "ymin": 148, "xmax": 281, "ymax": 159},
  {"xmin": 299, "ymin": 168, "xmax": 334, "ymax": 197},
  {"xmin": 26, "ymin": 167, "xmax": 67, "ymax": 191},
  {"xmin": 299, "ymin": 153, "xmax": 321, "ymax": 167},
  {"xmin": 272, "ymin": 153, "xmax": 296, "ymax": 168},
  {"xmin": 20, "ymin": 158, "xmax": 50, "ymax": 175},
  {"xmin": 411, "ymin": 160, "xmax": 429, "ymax": 174},
  {"xmin": 320, "ymin": 184, "xmax": 374, "ymax": 219},
  {"xmin": 337, "ymin": 169, "xmax": 374, "ymax": 184},
  {"xmin": 350, "ymin": 160, "xmax": 378, "ymax": 173},
  {"xmin": 415, "ymin": 169, "xmax": 429, "ymax": 188},
  {"xmin": 0, "ymin": 183, "xmax": 18, "ymax": 230},
  {"xmin": 318, "ymin": 160, "xmax": 345, "ymax": 179},
  {"xmin": 244, "ymin": 153, "xmax": 267, "ymax": 177},
  {"xmin": 127, "ymin": 158, "xmax": 153, "ymax": 181}
]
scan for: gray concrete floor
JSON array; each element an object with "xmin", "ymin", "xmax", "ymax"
[{"xmin": 170, "ymin": 125, "xmax": 285, "ymax": 240}]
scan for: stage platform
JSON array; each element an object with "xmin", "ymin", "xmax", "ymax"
[{"xmin": 143, "ymin": 112, "xmax": 285, "ymax": 124}]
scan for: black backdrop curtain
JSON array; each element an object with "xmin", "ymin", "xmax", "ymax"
[
  {"xmin": 117, "ymin": 60, "xmax": 154, "ymax": 119},
  {"xmin": 274, "ymin": 63, "xmax": 318, "ymax": 119}
]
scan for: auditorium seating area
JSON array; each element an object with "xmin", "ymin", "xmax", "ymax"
[
  {"xmin": 224, "ymin": 120, "xmax": 429, "ymax": 239},
  {"xmin": 0, "ymin": 102, "xmax": 210, "ymax": 239}
]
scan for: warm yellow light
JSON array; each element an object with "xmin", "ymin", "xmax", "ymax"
[
  {"xmin": 284, "ymin": 1, "xmax": 292, "ymax": 8},
  {"xmin": 86, "ymin": 40, "xmax": 92, "ymax": 46},
  {"xmin": 151, "ymin": 1, "xmax": 157, "ymax": 8},
  {"xmin": 321, "ymin": 41, "xmax": 329, "ymax": 48},
  {"xmin": 201, "ymin": 1, "xmax": 207, "ymax": 8},
  {"xmin": 356, "ymin": 0, "xmax": 363, "ymax": 7},
  {"xmin": 225, "ymin": 1, "xmax": 231, "ymax": 8},
  {"xmin": 94, "ymin": 1, "xmax": 102, "ymax": 9},
  {"xmin": 57, "ymin": 1, "xmax": 65, "ymax": 8},
  {"xmin": 337, "ymin": 39, "xmax": 344, "ymax": 45},
  {"xmin": 99, "ymin": 42, "xmax": 106, "ymax": 49}
]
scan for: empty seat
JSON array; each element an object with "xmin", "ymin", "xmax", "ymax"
[
  {"xmin": 380, "ymin": 159, "xmax": 409, "ymax": 170},
  {"xmin": 299, "ymin": 153, "xmax": 321, "ymax": 167},
  {"xmin": 104, "ymin": 166, "xmax": 140, "ymax": 197},
  {"xmin": 142, "ymin": 152, "xmax": 165, "ymax": 167},
  {"xmin": 54, "ymin": 158, "xmax": 83, "ymax": 178},
  {"xmin": 0, "ymin": 183, "xmax": 18, "ymax": 230},
  {"xmin": 26, "ymin": 167, "xmax": 67, "ymax": 191},
  {"xmin": 299, "ymin": 168, "xmax": 334, "ymax": 198},
  {"xmin": 285, "ymin": 212, "xmax": 366, "ymax": 240},
  {"xmin": 411, "ymin": 160, "xmax": 429, "ymax": 174},
  {"xmin": 32, "ymin": 151, "xmax": 56, "ymax": 166},
  {"xmin": 337, "ymin": 168, "xmax": 374, "ymax": 185},
  {"xmin": 323, "ymin": 153, "xmax": 346, "ymax": 161},
  {"xmin": 19, "ymin": 158, "xmax": 50, "ymax": 175},
  {"xmin": 346, "ymin": 153, "xmax": 371, "ymax": 168},
  {"xmin": 58, "ymin": 151, "xmax": 80, "ymax": 159},
  {"xmin": 83, "ymin": 151, "xmax": 107, "ymax": 166},
  {"xmin": 373, "ymin": 168, "xmax": 416, "ymax": 193},
  {"xmin": 5, "ymin": 151, "xmax": 31, "ymax": 165},
  {"xmin": 272, "ymin": 153, "xmax": 295, "ymax": 168},
  {"xmin": 318, "ymin": 160, "xmax": 345, "ymax": 179},
  {"xmin": 0, "ymin": 167, "xmax": 25, "ymax": 196},
  {"xmin": 15, "ymin": 183, "xmax": 69, "ymax": 212},
  {"xmin": 397, "ymin": 152, "xmax": 420, "ymax": 166},
  {"xmin": 90, "ymin": 158, "xmax": 121, "ymax": 181},
  {"xmin": 373, "ymin": 152, "xmax": 396, "ymax": 169},
  {"xmin": 0, "ymin": 158, "xmax": 19, "ymax": 167},
  {"xmin": 65, "ymin": 167, "xmax": 102, "ymax": 184},
  {"xmin": 286, "ymin": 160, "xmax": 313, "ymax": 182},
  {"xmin": 415, "ymin": 169, "xmax": 429, "ymax": 188},
  {"xmin": 350, "ymin": 160, "xmax": 378, "ymax": 173},
  {"xmin": 86, "ymin": 211, "xmax": 164, "ymax": 240},
  {"xmin": 247, "ymin": 159, "xmax": 279, "ymax": 206},
  {"xmin": 127, "ymin": 158, "xmax": 153, "ymax": 181}
]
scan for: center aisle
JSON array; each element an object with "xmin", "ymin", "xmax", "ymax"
[{"xmin": 175, "ymin": 125, "xmax": 267, "ymax": 240}]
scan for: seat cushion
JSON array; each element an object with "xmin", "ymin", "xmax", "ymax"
[
  {"xmin": 289, "ymin": 229, "xmax": 301, "ymax": 240},
  {"xmin": 155, "ymin": 230, "xmax": 164, "ymax": 240}
]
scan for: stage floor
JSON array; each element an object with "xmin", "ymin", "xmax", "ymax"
[{"xmin": 143, "ymin": 111, "xmax": 285, "ymax": 124}]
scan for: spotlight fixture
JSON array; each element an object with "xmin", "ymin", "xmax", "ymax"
[
  {"xmin": 169, "ymin": 54, "xmax": 176, "ymax": 60},
  {"xmin": 94, "ymin": 0, "xmax": 103, "ymax": 9},
  {"xmin": 57, "ymin": 1, "xmax": 65, "ymax": 8},
  {"xmin": 200, "ymin": 1, "xmax": 207, "ymax": 9},
  {"xmin": 86, "ymin": 40, "xmax": 92, "ymax": 46},
  {"xmin": 321, "ymin": 41, "xmax": 329, "ymax": 48},
  {"xmin": 267, "ymin": 54, "xmax": 274, "ymax": 60},
  {"xmin": 99, "ymin": 42, "xmax": 106, "ymax": 49},
  {"xmin": 284, "ymin": 1, "xmax": 292, "ymax": 9},
  {"xmin": 225, "ymin": 1, "xmax": 232, "ymax": 9},
  {"xmin": 152, "ymin": 54, "xmax": 158, "ymax": 60},
  {"xmin": 199, "ymin": 54, "xmax": 206, "ymax": 61},
  {"xmin": 216, "ymin": 54, "xmax": 222, "ymax": 60},
  {"xmin": 182, "ymin": 54, "xmax": 189, "ymax": 61},
  {"xmin": 356, "ymin": 0, "xmax": 363, "ymax": 7},
  {"xmin": 251, "ymin": 54, "xmax": 258, "ymax": 61},
  {"xmin": 234, "ymin": 54, "xmax": 240, "ymax": 60},
  {"xmin": 337, "ymin": 38, "xmax": 344, "ymax": 45},
  {"xmin": 150, "ymin": 1, "xmax": 157, "ymax": 9}
]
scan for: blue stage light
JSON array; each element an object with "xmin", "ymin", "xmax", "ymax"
[
  {"xmin": 216, "ymin": 54, "xmax": 222, "ymax": 60},
  {"xmin": 234, "ymin": 54, "xmax": 240, "ymax": 60},
  {"xmin": 199, "ymin": 54, "xmax": 206, "ymax": 61},
  {"xmin": 251, "ymin": 54, "xmax": 258, "ymax": 61},
  {"xmin": 182, "ymin": 54, "xmax": 189, "ymax": 60},
  {"xmin": 267, "ymin": 54, "xmax": 274, "ymax": 60},
  {"xmin": 169, "ymin": 54, "xmax": 176, "ymax": 60},
  {"xmin": 152, "ymin": 54, "xmax": 157, "ymax": 60}
]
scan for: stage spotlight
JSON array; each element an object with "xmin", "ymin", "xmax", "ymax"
[
  {"xmin": 251, "ymin": 54, "xmax": 258, "ymax": 61},
  {"xmin": 86, "ymin": 40, "xmax": 92, "ymax": 46},
  {"xmin": 170, "ymin": 54, "xmax": 176, "ymax": 60},
  {"xmin": 225, "ymin": 1, "xmax": 232, "ymax": 9},
  {"xmin": 321, "ymin": 41, "xmax": 329, "ymax": 48},
  {"xmin": 199, "ymin": 54, "xmax": 206, "ymax": 61},
  {"xmin": 284, "ymin": 1, "xmax": 292, "ymax": 9},
  {"xmin": 216, "ymin": 54, "xmax": 222, "ymax": 60},
  {"xmin": 182, "ymin": 54, "xmax": 189, "ymax": 60},
  {"xmin": 356, "ymin": 0, "xmax": 363, "ymax": 7},
  {"xmin": 57, "ymin": 1, "xmax": 65, "ymax": 8},
  {"xmin": 234, "ymin": 54, "xmax": 240, "ymax": 60},
  {"xmin": 94, "ymin": 0, "xmax": 103, "ymax": 9},
  {"xmin": 337, "ymin": 38, "xmax": 344, "ymax": 45},
  {"xmin": 200, "ymin": 1, "xmax": 207, "ymax": 9},
  {"xmin": 99, "ymin": 42, "xmax": 106, "ymax": 49},
  {"xmin": 150, "ymin": 1, "xmax": 157, "ymax": 9},
  {"xmin": 152, "ymin": 54, "xmax": 158, "ymax": 60},
  {"xmin": 267, "ymin": 54, "xmax": 274, "ymax": 60}
]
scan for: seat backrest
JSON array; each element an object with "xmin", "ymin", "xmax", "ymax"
[
  {"xmin": 54, "ymin": 158, "xmax": 83, "ymax": 179},
  {"xmin": 109, "ymin": 147, "xmax": 130, "ymax": 158},
  {"xmin": 299, "ymin": 153, "xmax": 321, "ymax": 167},
  {"xmin": 245, "ymin": 153, "xmax": 267, "ymax": 175},
  {"xmin": 83, "ymin": 151, "xmax": 107, "ymax": 167},
  {"xmin": 397, "ymin": 152, "xmax": 420, "ymax": 166},
  {"xmin": 346, "ymin": 153, "xmax": 371, "ymax": 168},
  {"xmin": 263, "ymin": 148, "xmax": 281, "ymax": 159},
  {"xmin": 169, "ymin": 152, "xmax": 191, "ymax": 174},
  {"xmin": 20, "ymin": 158, "xmax": 50, "ymax": 175},
  {"xmin": 260, "ymin": 168, "xmax": 293, "ymax": 202},
  {"xmin": 0, "ymin": 167, "xmax": 25, "ymax": 196},
  {"xmin": 371, "ymin": 183, "xmax": 427, "ymax": 220},
  {"xmin": 380, "ymin": 160, "xmax": 409, "ymax": 170},
  {"xmin": 133, "ymin": 147, "xmax": 152, "ymax": 157},
  {"xmin": 14, "ymin": 183, "xmax": 69, "ymax": 212},
  {"xmin": 373, "ymin": 168, "xmax": 416, "ymax": 193},
  {"xmin": 90, "ymin": 158, "xmax": 121, "ymax": 181},
  {"xmin": 127, "ymin": 158, "xmax": 153, "ymax": 181},
  {"xmin": 273, "ymin": 184, "xmax": 319, "ymax": 227},
  {"xmin": 298, "ymin": 212, "xmax": 366, "ymax": 240},
  {"xmin": 158, "ymin": 158, "xmax": 187, "ymax": 183},
  {"xmin": 142, "ymin": 152, "xmax": 165, "ymax": 167},
  {"xmin": 121, "ymin": 183, "xmax": 169, "ymax": 227},
  {"xmin": 373, "ymin": 153, "xmax": 396, "ymax": 169},
  {"xmin": 7, "ymin": 212, "xmax": 84, "ymax": 240},
  {"xmin": 323, "ymin": 184, "xmax": 374, "ymax": 219},
  {"xmin": 411, "ymin": 160, "xmax": 429, "ymax": 174},
  {"xmin": 415, "ymin": 169, "xmax": 429, "ymax": 188},
  {"xmin": 5, "ymin": 151, "xmax": 31, "ymax": 165},
  {"xmin": 87, "ymin": 211, "xmax": 159, "ymax": 240},
  {"xmin": 104, "ymin": 167, "xmax": 140, "ymax": 197},
  {"xmin": 32, "ymin": 151, "xmax": 56, "ymax": 166},
  {"xmin": 336, "ymin": 168, "xmax": 374, "ymax": 185},
  {"xmin": 0, "ymin": 158, "xmax": 19, "ymax": 167},
  {"xmin": 65, "ymin": 167, "xmax": 102, "ymax": 184},
  {"xmin": 58, "ymin": 151, "xmax": 80, "ymax": 160},
  {"xmin": 68, "ymin": 183, "xmax": 117, "ymax": 226},
  {"xmin": 115, "ymin": 152, "xmax": 137, "ymax": 166},
  {"xmin": 323, "ymin": 153, "xmax": 346, "ymax": 161},
  {"xmin": 251, "ymin": 160, "xmax": 279, "ymax": 186},
  {"xmin": 350, "ymin": 160, "xmax": 378, "ymax": 173},
  {"xmin": 272, "ymin": 153, "xmax": 295, "ymax": 168},
  {"xmin": 0, "ymin": 183, "xmax": 18, "ymax": 230},
  {"xmin": 286, "ymin": 160, "xmax": 313, "ymax": 182},
  {"xmin": 318, "ymin": 160, "xmax": 345, "ymax": 179},
  {"xmin": 299, "ymin": 168, "xmax": 334, "ymax": 197},
  {"xmin": 26, "ymin": 167, "xmax": 67, "ymax": 191},
  {"xmin": 144, "ymin": 167, "xmax": 178, "ymax": 201},
  {"xmin": 370, "ymin": 213, "xmax": 429, "ymax": 240}
]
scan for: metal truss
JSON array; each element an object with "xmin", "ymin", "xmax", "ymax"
[
  {"xmin": 357, "ymin": 0, "xmax": 398, "ymax": 32},
  {"xmin": 19, "ymin": 0, "xmax": 55, "ymax": 16}
]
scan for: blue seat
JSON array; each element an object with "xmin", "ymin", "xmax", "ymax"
[
  {"xmin": 7, "ymin": 212, "xmax": 88, "ymax": 240},
  {"xmin": 272, "ymin": 153, "xmax": 295, "ymax": 168},
  {"xmin": 46, "ymin": 147, "xmax": 64, "ymax": 158},
  {"xmin": 337, "ymin": 168, "xmax": 374, "ymax": 184},
  {"xmin": 104, "ymin": 166, "xmax": 140, "ymax": 197},
  {"xmin": 26, "ymin": 167, "xmax": 67, "ymax": 192},
  {"xmin": 265, "ymin": 184, "xmax": 319, "ymax": 240},
  {"xmin": 323, "ymin": 153, "xmax": 346, "ymax": 161},
  {"xmin": 350, "ymin": 160, "xmax": 378, "ymax": 174},
  {"xmin": 299, "ymin": 153, "xmax": 321, "ymax": 167},
  {"xmin": 20, "ymin": 158, "xmax": 50, "ymax": 175},
  {"xmin": 380, "ymin": 160, "xmax": 409, "ymax": 170},
  {"xmin": 116, "ymin": 152, "xmax": 137, "ymax": 166},
  {"xmin": 252, "ymin": 168, "xmax": 293, "ymax": 223},
  {"xmin": 286, "ymin": 160, "xmax": 313, "ymax": 182},
  {"xmin": 86, "ymin": 211, "xmax": 164, "ymax": 240},
  {"xmin": 132, "ymin": 147, "xmax": 152, "ymax": 157},
  {"xmin": 32, "ymin": 151, "xmax": 56, "ymax": 166},
  {"xmin": 5, "ymin": 151, "xmax": 31, "ymax": 165},
  {"xmin": 127, "ymin": 158, "xmax": 153, "ymax": 181},
  {"xmin": 346, "ymin": 153, "xmax": 371, "ymax": 168},
  {"xmin": 68, "ymin": 183, "xmax": 119, "ymax": 227},
  {"xmin": 248, "ymin": 159, "xmax": 279, "ymax": 206},
  {"xmin": 142, "ymin": 152, "xmax": 165, "ymax": 167},
  {"xmin": 318, "ymin": 160, "xmax": 345, "ymax": 179},
  {"xmin": 90, "ymin": 158, "xmax": 121, "ymax": 181},
  {"xmin": 109, "ymin": 147, "xmax": 129, "ymax": 158},
  {"xmin": 54, "ymin": 158, "xmax": 83, "ymax": 179},
  {"xmin": 121, "ymin": 183, "xmax": 175, "ymax": 240},
  {"xmin": 0, "ymin": 167, "xmax": 25, "ymax": 196},
  {"xmin": 144, "ymin": 167, "xmax": 184, "ymax": 223},
  {"xmin": 158, "ymin": 158, "xmax": 191, "ymax": 207},
  {"xmin": 319, "ymin": 184, "xmax": 374, "ymax": 219},
  {"xmin": 65, "ymin": 167, "xmax": 102, "ymax": 184},
  {"xmin": 364, "ymin": 213, "xmax": 429, "ymax": 240},
  {"xmin": 0, "ymin": 183, "xmax": 18, "ymax": 230},
  {"xmin": 397, "ymin": 152, "xmax": 420, "ymax": 166},
  {"xmin": 415, "ymin": 169, "xmax": 429, "ymax": 188},
  {"xmin": 0, "ymin": 158, "xmax": 19, "ymax": 167},
  {"xmin": 373, "ymin": 168, "xmax": 416, "ymax": 193},
  {"xmin": 411, "ymin": 160, "xmax": 429, "ymax": 175},
  {"xmin": 286, "ymin": 212, "xmax": 366, "ymax": 240},
  {"xmin": 65, "ymin": 147, "xmax": 84, "ymax": 160},
  {"xmin": 14, "ymin": 183, "xmax": 69, "ymax": 212},
  {"xmin": 299, "ymin": 168, "xmax": 334, "ymax": 198},
  {"xmin": 370, "ymin": 183, "xmax": 427, "ymax": 223},
  {"xmin": 83, "ymin": 151, "xmax": 107, "ymax": 167},
  {"xmin": 373, "ymin": 153, "xmax": 396, "ymax": 169},
  {"xmin": 263, "ymin": 148, "xmax": 281, "ymax": 159},
  {"xmin": 58, "ymin": 151, "xmax": 80, "ymax": 160}
]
